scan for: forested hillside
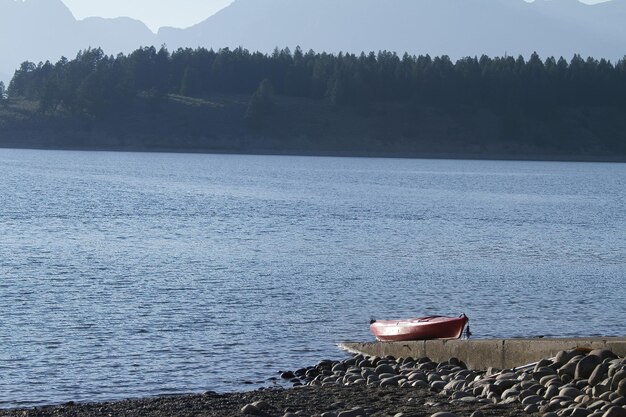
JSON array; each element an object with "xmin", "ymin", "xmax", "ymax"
[{"xmin": 2, "ymin": 46, "xmax": 626, "ymax": 159}]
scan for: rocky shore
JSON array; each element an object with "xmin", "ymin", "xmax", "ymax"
[{"xmin": 1, "ymin": 348, "xmax": 624, "ymax": 417}]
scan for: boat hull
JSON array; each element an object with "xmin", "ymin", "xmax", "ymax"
[{"xmin": 369, "ymin": 315, "xmax": 468, "ymax": 342}]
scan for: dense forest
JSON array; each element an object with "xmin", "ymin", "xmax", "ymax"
[{"xmin": 2, "ymin": 46, "xmax": 626, "ymax": 159}]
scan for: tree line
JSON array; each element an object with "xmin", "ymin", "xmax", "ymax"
[{"xmin": 7, "ymin": 45, "xmax": 626, "ymax": 118}]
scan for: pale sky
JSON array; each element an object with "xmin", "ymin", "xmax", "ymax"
[
  {"xmin": 61, "ymin": 0, "xmax": 235, "ymax": 32},
  {"xmin": 61, "ymin": 0, "xmax": 611, "ymax": 33}
]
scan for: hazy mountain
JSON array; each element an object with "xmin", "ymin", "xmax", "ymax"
[
  {"xmin": 0, "ymin": 0, "xmax": 153, "ymax": 82},
  {"xmin": 1, "ymin": 0, "xmax": 625, "ymax": 84},
  {"xmin": 158, "ymin": 0, "xmax": 626, "ymax": 61}
]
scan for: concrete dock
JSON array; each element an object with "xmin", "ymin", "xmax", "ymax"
[{"xmin": 339, "ymin": 337, "xmax": 626, "ymax": 370}]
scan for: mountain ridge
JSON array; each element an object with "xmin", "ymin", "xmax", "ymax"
[{"xmin": 1, "ymin": 0, "xmax": 625, "ymax": 84}]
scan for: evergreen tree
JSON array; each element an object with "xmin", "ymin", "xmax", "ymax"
[
  {"xmin": 244, "ymin": 79, "xmax": 275, "ymax": 128},
  {"xmin": 0, "ymin": 81, "xmax": 6, "ymax": 103}
]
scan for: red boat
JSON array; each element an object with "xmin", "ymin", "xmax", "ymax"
[{"xmin": 369, "ymin": 315, "xmax": 469, "ymax": 341}]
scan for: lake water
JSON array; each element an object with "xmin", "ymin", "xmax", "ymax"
[{"xmin": 0, "ymin": 149, "xmax": 625, "ymax": 408}]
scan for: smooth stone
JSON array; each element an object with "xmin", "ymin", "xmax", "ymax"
[
  {"xmin": 380, "ymin": 375, "xmax": 404, "ymax": 387},
  {"xmin": 419, "ymin": 362, "xmax": 438, "ymax": 371},
  {"xmin": 454, "ymin": 396, "xmax": 478, "ymax": 404},
  {"xmin": 541, "ymin": 401, "xmax": 562, "ymax": 414},
  {"xmin": 562, "ymin": 387, "xmax": 585, "ymax": 399},
  {"xmin": 428, "ymin": 373, "xmax": 443, "ymax": 382},
  {"xmin": 589, "ymin": 402, "xmax": 609, "ymax": 411},
  {"xmin": 560, "ymin": 362, "xmax": 579, "ymax": 379},
  {"xmin": 570, "ymin": 408, "xmax": 593, "ymax": 417},
  {"xmin": 451, "ymin": 390, "xmax": 472, "ymax": 399},
  {"xmin": 321, "ymin": 412, "xmax": 338, "ymax": 417},
  {"xmin": 536, "ymin": 359, "xmax": 555, "ymax": 371},
  {"xmin": 252, "ymin": 400, "xmax": 271, "ymax": 410},
  {"xmin": 502, "ymin": 388, "xmax": 520, "ymax": 400},
  {"xmin": 542, "ymin": 375, "xmax": 561, "ymax": 386},
  {"xmin": 407, "ymin": 371, "xmax": 426, "ymax": 381},
  {"xmin": 470, "ymin": 411, "xmax": 484, "ymax": 417},
  {"xmin": 602, "ymin": 407, "xmax": 626, "ymax": 417},
  {"xmin": 494, "ymin": 379, "xmax": 518, "ymax": 389},
  {"xmin": 545, "ymin": 385, "xmax": 561, "ymax": 400},
  {"xmin": 590, "ymin": 364, "xmax": 610, "ymax": 387},
  {"xmin": 430, "ymin": 380, "xmax": 447, "ymax": 391},
  {"xmin": 578, "ymin": 356, "xmax": 604, "ymax": 380},
  {"xmin": 431, "ymin": 413, "xmax": 459, "ymax": 417},
  {"xmin": 412, "ymin": 380, "xmax": 429, "ymax": 388},
  {"xmin": 557, "ymin": 350, "xmax": 583, "ymax": 364},
  {"xmin": 525, "ymin": 403, "xmax": 540, "ymax": 413},
  {"xmin": 612, "ymin": 371, "xmax": 626, "ymax": 391},
  {"xmin": 522, "ymin": 394, "xmax": 544, "ymax": 405},
  {"xmin": 543, "ymin": 413, "xmax": 559, "ymax": 417},
  {"xmin": 589, "ymin": 350, "xmax": 618, "ymax": 361},
  {"xmin": 375, "ymin": 364, "xmax": 396, "ymax": 375},
  {"xmin": 618, "ymin": 379, "xmax": 626, "ymax": 397},
  {"xmin": 613, "ymin": 398, "xmax": 626, "ymax": 407},
  {"xmin": 536, "ymin": 367, "xmax": 559, "ymax": 380},
  {"xmin": 337, "ymin": 408, "xmax": 367, "ymax": 417},
  {"xmin": 242, "ymin": 404, "xmax": 261, "ymax": 415}
]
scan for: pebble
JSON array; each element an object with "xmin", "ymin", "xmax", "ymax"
[
  {"xmin": 337, "ymin": 407, "xmax": 367, "ymax": 417},
  {"xmin": 269, "ymin": 348, "xmax": 625, "ymax": 417}
]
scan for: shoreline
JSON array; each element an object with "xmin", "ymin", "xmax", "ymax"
[
  {"xmin": 2, "ymin": 349, "xmax": 624, "ymax": 417},
  {"xmin": 2, "ymin": 144, "xmax": 626, "ymax": 164}
]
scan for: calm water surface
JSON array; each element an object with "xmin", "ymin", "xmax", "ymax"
[{"xmin": 0, "ymin": 149, "xmax": 625, "ymax": 407}]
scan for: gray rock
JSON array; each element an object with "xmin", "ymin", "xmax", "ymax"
[
  {"xmin": 375, "ymin": 364, "xmax": 396, "ymax": 375},
  {"xmin": 430, "ymin": 380, "xmax": 447, "ymax": 391},
  {"xmin": 562, "ymin": 387, "xmax": 585, "ymax": 399},
  {"xmin": 589, "ymin": 350, "xmax": 618, "ymax": 361},
  {"xmin": 501, "ymin": 387, "xmax": 520, "ymax": 400},
  {"xmin": 543, "ymin": 413, "xmax": 560, "ymax": 417},
  {"xmin": 451, "ymin": 390, "xmax": 472, "ymax": 399},
  {"xmin": 521, "ymin": 394, "xmax": 544, "ymax": 405},
  {"xmin": 412, "ymin": 380, "xmax": 429, "ymax": 388},
  {"xmin": 602, "ymin": 406, "xmax": 626, "ymax": 417},
  {"xmin": 590, "ymin": 364, "xmax": 610, "ymax": 387},
  {"xmin": 427, "ymin": 373, "xmax": 443, "ymax": 382},
  {"xmin": 613, "ymin": 372, "xmax": 626, "ymax": 392},
  {"xmin": 430, "ymin": 413, "xmax": 459, "ymax": 417},
  {"xmin": 613, "ymin": 398, "xmax": 626, "ymax": 406},
  {"xmin": 242, "ymin": 403, "xmax": 261, "ymax": 415},
  {"xmin": 252, "ymin": 400, "xmax": 271, "ymax": 410},
  {"xmin": 535, "ymin": 367, "xmax": 558, "ymax": 381},
  {"xmin": 524, "ymin": 403, "xmax": 540, "ymax": 414},
  {"xmin": 470, "ymin": 411, "xmax": 484, "ymax": 417},
  {"xmin": 561, "ymin": 362, "xmax": 580, "ymax": 379},
  {"xmin": 455, "ymin": 396, "xmax": 478, "ymax": 404},
  {"xmin": 321, "ymin": 413, "xmax": 338, "ymax": 417},
  {"xmin": 444, "ymin": 379, "xmax": 466, "ymax": 391},
  {"xmin": 337, "ymin": 408, "xmax": 367, "ymax": 417},
  {"xmin": 618, "ymin": 379, "xmax": 626, "ymax": 397},
  {"xmin": 557, "ymin": 350, "xmax": 583, "ymax": 364},
  {"xmin": 380, "ymin": 375, "xmax": 404, "ymax": 387},
  {"xmin": 578, "ymin": 355, "xmax": 604, "ymax": 380},
  {"xmin": 545, "ymin": 385, "xmax": 560, "ymax": 400},
  {"xmin": 570, "ymin": 408, "xmax": 593, "ymax": 417},
  {"xmin": 589, "ymin": 401, "xmax": 609, "ymax": 411}
]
